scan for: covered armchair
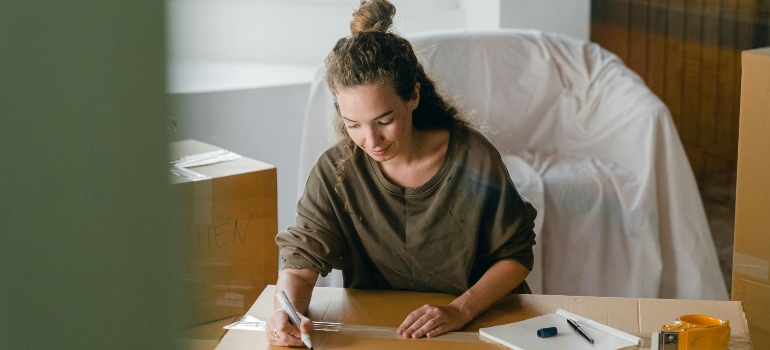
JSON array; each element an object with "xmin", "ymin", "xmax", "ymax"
[{"xmin": 297, "ymin": 29, "xmax": 728, "ymax": 300}]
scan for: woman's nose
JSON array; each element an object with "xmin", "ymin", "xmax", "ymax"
[{"xmin": 364, "ymin": 127, "xmax": 380, "ymax": 147}]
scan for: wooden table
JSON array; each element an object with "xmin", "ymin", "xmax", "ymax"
[{"xmin": 215, "ymin": 285, "xmax": 750, "ymax": 350}]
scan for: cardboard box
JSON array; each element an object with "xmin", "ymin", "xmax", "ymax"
[
  {"xmin": 171, "ymin": 139, "xmax": 278, "ymax": 327},
  {"xmin": 179, "ymin": 316, "xmax": 238, "ymax": 350},
  {"xmin": 216, "ymin": 285, "xmax": 750, "ymax": 349},
  {"xmin": 733, "ymin": 47, "xmax": 770, "ymax": 349}
]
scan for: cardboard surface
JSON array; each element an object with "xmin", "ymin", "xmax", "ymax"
[
  {"xmin": 171, "ymin": 140, "xmax": 278, "ymax": 327},
  {"xmin": 734, "ymin": 47, "xmax": 770, "ymax": 349},
  {"xmin": 179, "ymin": 316, "xmax": 238, "ymax": 350},
  {"xmin": 215, "ymin": 286, "xmax": 749, "ymax": 350}
]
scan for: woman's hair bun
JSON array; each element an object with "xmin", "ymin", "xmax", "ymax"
[{"xmin": 350, "ymin": 0, "xmax": 396, "ymax": 35}]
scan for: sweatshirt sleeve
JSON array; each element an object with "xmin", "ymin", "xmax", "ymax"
[
  {"xmin": 477, "ymin": 146, "xmax": 537, "ymax": 271},
  {"xmin": 275, "ymin": 154, "xmax": 347, "ymax": 277}
]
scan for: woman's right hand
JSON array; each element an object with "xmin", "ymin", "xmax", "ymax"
[
  {"xmin": 266, "ymin": 308, "xmax": 312, "ymax": 347},
  {"xmin": 268, "ymin": 267, "xmax": 319, "ymax": 346}
]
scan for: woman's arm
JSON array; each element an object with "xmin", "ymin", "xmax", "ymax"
[
  {"xmin": 266, "ymin": 268, "xmax": 319, "ymax": 347},
  {"xmin": 397, "ymin": 259, "xmax": 529, "ymax": 339},
  {"xmin": 274, "ymin": 268, "xmax": 319, "ymax": 313}
]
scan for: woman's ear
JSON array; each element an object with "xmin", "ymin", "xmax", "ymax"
[{"xmin": 408, "ymin": 82, "xmax": 420, "ymax": 111}]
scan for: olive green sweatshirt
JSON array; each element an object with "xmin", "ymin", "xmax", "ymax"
[{"xmin": 276, "ymin": 124, "xmax": 536, "ymax": 295}]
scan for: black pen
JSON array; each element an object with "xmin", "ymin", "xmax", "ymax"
[{"xmin": 567, "ymin": 318, "xmax": 594, "ymax": 344}]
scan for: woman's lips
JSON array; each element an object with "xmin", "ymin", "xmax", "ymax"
[{"xmin": 370, "ymin": 145, "xmax": 390, "ymax": 156}]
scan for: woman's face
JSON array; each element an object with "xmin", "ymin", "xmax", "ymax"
[{"xmin": 336, "ymin": 83, "xmax": 419, "ymax": 162}]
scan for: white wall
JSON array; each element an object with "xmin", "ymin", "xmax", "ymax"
[
  {"xmin": 166, "ymin": 1, "xmax": 351, "ymax": 66},
  {"xmin": 500, "ymin": 0, "xmax": 591, "ymax": 41},
  {"xmin": 462, "ymin": 0, "xmax": 501, "ymax": 31},
  {"xmin": 167, "ymin": 0, "xmax": 466, "ymax": 66}
]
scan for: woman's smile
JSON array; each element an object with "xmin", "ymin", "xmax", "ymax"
[{"xmin": 369, "ymin": 144, "xmax": 391, "ymax": 156}]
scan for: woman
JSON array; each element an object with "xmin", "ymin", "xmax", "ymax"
[{"xmin": 267, "ymin": 0, "xmax": 536, "ymax": 346}]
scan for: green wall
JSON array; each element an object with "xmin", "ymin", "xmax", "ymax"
[{"xmin": 0, "ymin": 2, "xmax": 176, "ymax": 349}]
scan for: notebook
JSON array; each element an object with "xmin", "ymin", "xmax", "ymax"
[{"xmin": 479, "ymin": 309, "xmax": 643, "ymax": 350}]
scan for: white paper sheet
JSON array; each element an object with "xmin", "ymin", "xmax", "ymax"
[{"xmin": 480, "ymin": 310, "xmax": 641, "ymax": 350}]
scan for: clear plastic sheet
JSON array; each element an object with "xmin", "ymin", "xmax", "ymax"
[
  {"xmin": 224, "ymin": 316, "xmax": 480, "ymax": 343},
  {"xmin": 170, "ymin": 149, "xmax": 242, "ymax": 181}
]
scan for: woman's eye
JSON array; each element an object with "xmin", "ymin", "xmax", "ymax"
[
  {"xmin": 345, "ymin": 124, "xmax": 359, "ymax": 129},
  {"xmin": 379, "ymin": 120, "xmax": 393, "ymax": 126}
]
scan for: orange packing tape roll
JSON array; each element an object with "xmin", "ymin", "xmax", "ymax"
[{"xmin": 660, "ymin": 315, "xmax": 730, "ymax": 350}]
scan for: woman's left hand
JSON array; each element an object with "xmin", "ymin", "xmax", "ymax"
[{"xmin": 397, "ymin": 304, "xmax": 471, "ymax": 339}]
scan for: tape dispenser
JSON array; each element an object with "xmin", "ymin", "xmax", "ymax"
[{"xmin": 651, "ymin": 315, "xmax": 730, "ymax": 350}]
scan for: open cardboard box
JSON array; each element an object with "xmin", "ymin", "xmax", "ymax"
[
  {"xmin": 733, "ymin": 46, "xmax": 770, "ymax": 350},
  {"xmin": 170, "ymin": 140, "xmax": 278, "ymax": 337},
  {"xmin": 215, "ymin": 285, "xmax": 749, "ymax": 349}
]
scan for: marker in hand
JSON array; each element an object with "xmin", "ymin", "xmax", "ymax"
[{"xmin": 277, "ymin": 290, "xmax": 314, "ymax": 350}]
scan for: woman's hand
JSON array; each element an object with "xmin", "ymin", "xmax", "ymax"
[
  {"xmin": 267, "ymin": 268, "xmax": 318, "ymax": 346},
  {"xmin": 397, "ymin": 304, "xmax": 472, "ymax": 339},
  {"xmin": 266, "ymin": 309, "xmax": 313, "ymax": 347},
  {"xmin": 396, "ymin": 261, "xmax": 529, "ymax": 340}
]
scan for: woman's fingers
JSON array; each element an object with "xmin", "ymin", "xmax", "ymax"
[
  {"xmin": 265, "ymin": 313, "xmax": 281, "ymax": 345},
  {"xmin": 266, "ymin": 310, "xmax": 306, "ymax": 347},
  {"xmin": 399, "ymin": 304, "xmax": 467, "ymax": 339},
  {"xmin": 422, "ymin": 322, "xmax": 449, "ymax": 338},
  {"xmin": 397, "ymin": 307, "xmax": 425, "ymax": 336},
  {"xmin": 398, "ymin": 304, "xmax": 434, "ymax": 336},
  {"xmin": 299, "ymin": 315, "xmax": 313, "ymax": 334},
  {"xmin": 404, "ymin": 313, "xmax": 434, "ymax": 338},
  {"xmin": 270, "ymin": 324, "xmax": 305, "ymax": 347},
  {"xmin": 276, "ymin": 322, "xmax": 301, "ymax": 339},
  {"xmin": 399, "ymin": 304, "xmax": 451, "ymax": 339},
  {"xmin": 410, "ymin": 316, "xmax": 442, "ymax": 338},
  {"xmin": 270, "ymin": 329, "xmax": 305, "ymax": 347}
]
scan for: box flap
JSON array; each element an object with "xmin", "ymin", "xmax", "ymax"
[{"xmin": 170, "ymin": 140, "xmax": 275, "ymax": 184}]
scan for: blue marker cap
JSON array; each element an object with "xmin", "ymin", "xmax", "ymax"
[{"xmin": 537, "ymin": 327, "xmax": 558, "ymax": 338}]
